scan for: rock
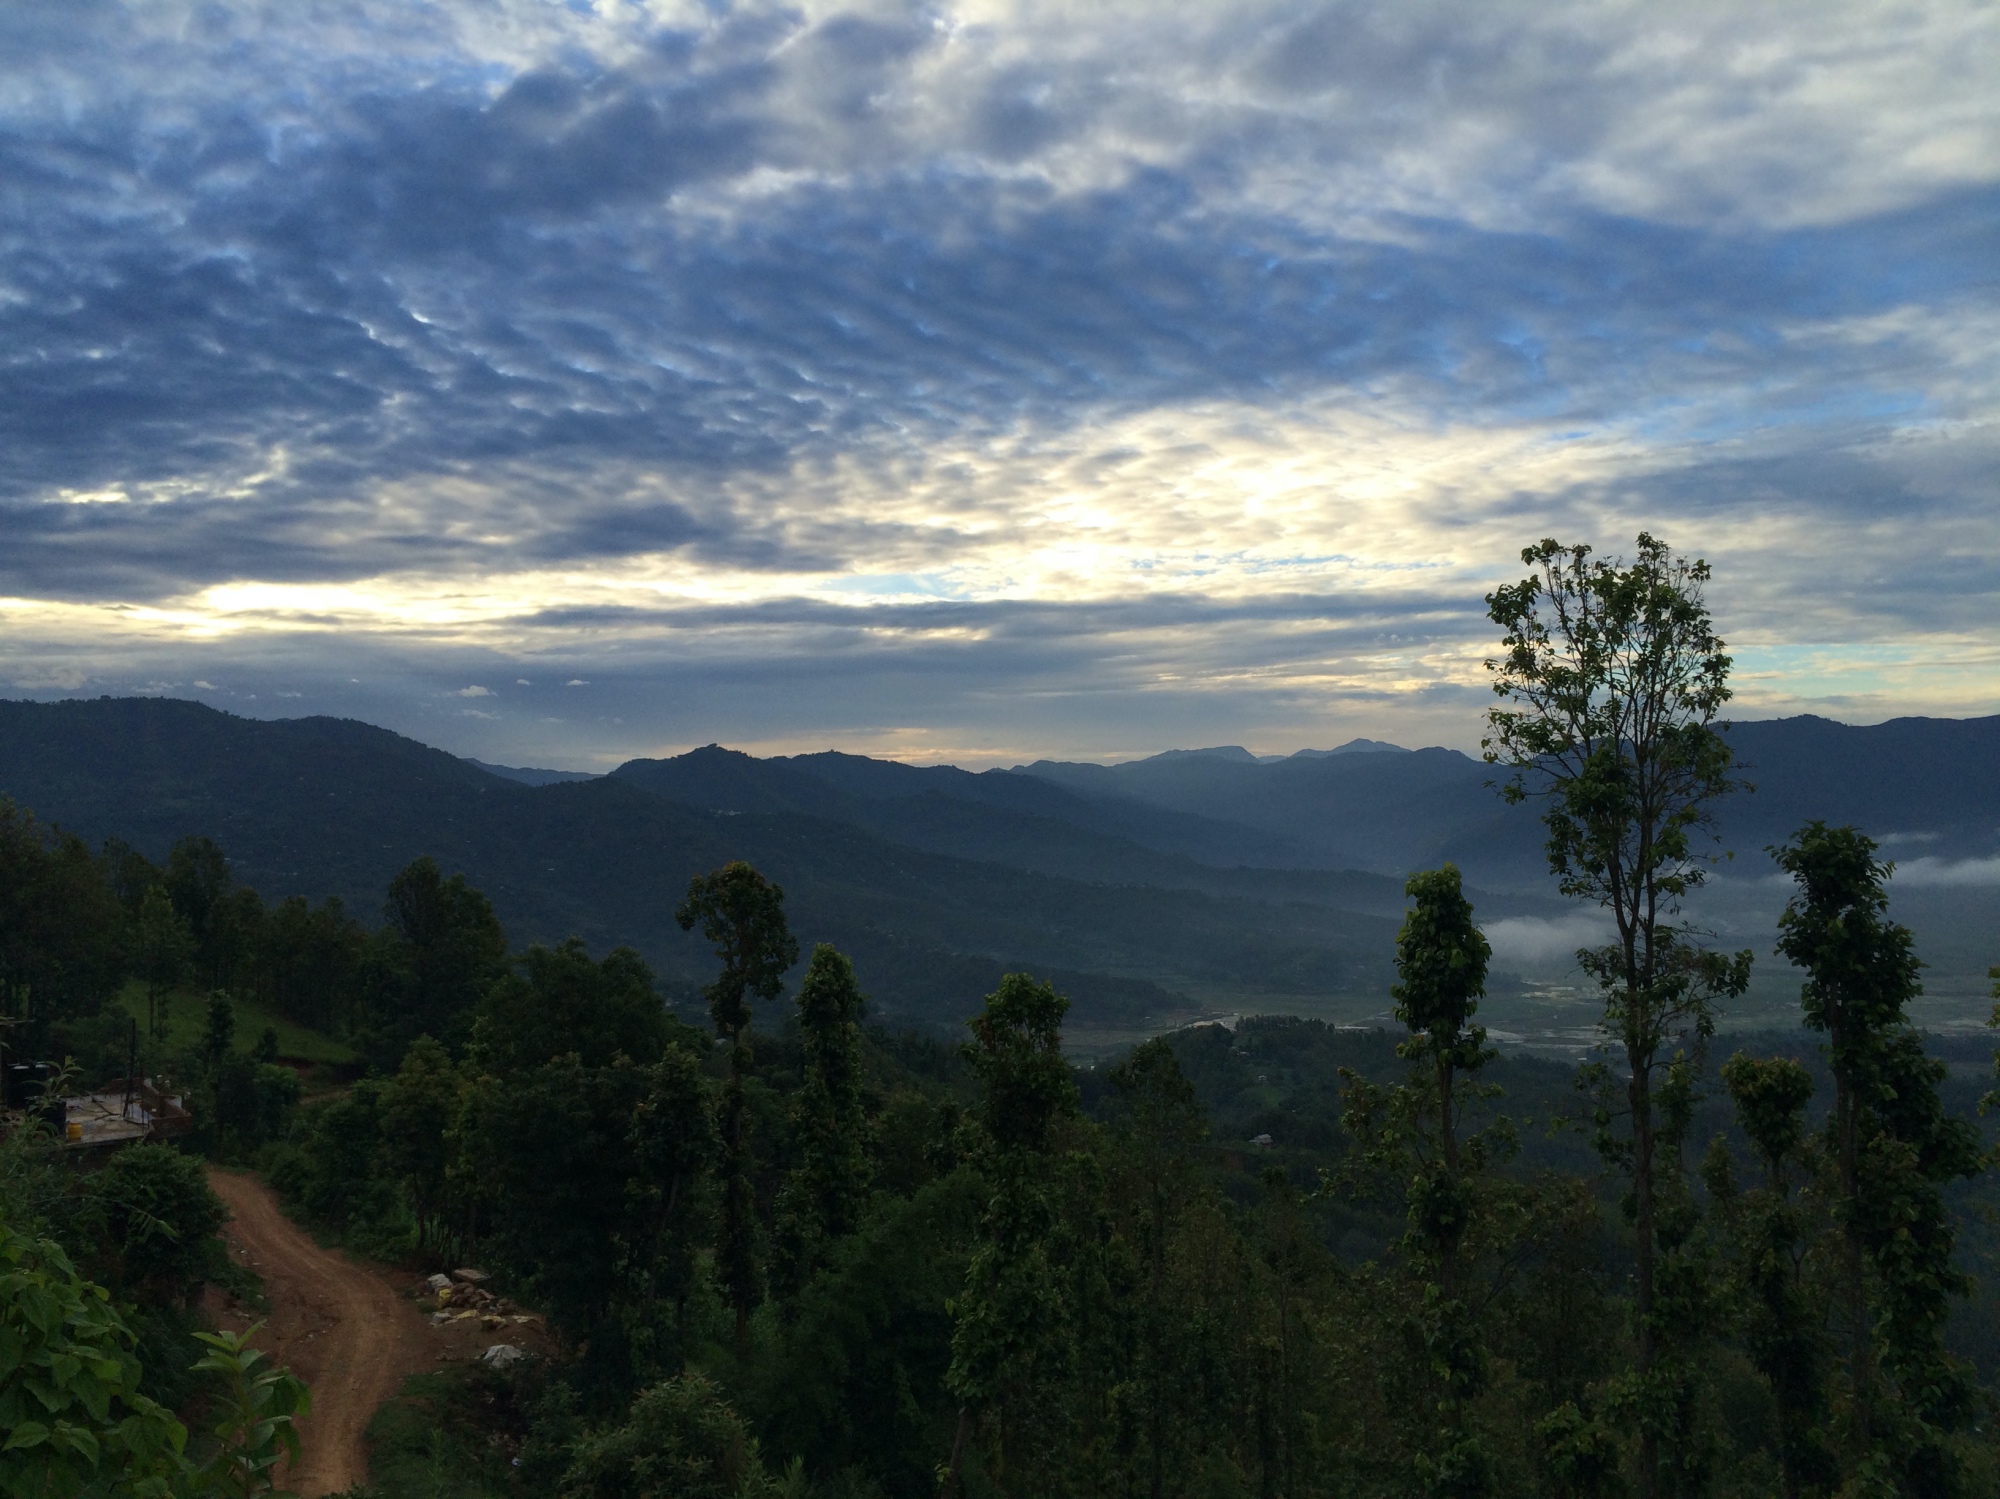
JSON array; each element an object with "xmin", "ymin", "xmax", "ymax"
[
  {"xmin": 481, "ymin": 1343, "xmax": 525, "ymax": 1367},
  {"xmin": 452, "ymin": 1267, "xmax": 491, "ymax": 1285},
  {"xmin": 425, "ymin": 1273, "xmax": 453, "ymax": 1293}
]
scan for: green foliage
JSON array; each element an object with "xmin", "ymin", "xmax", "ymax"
[
  {"xmin": 1485, "ymin": 533, "xmax": 1753, "ymax": 1498},
  {"xmin": 462, "ymin": 1052, "xmax": 652, "ymax": 1345},
  {"xmin": 674, "ymin": 863, "xmax": 798, "ymax": 1044},
  {"xmin": 355, "ymin": 1368, "xmax": 520, "ymax": 1499},
  {"xmin": 1714, "ymin": 1052, "xmax": 1837, "ymax": 1499},
  {"xmin": 94, "ymin": 1145, "xmax": 229, "ymax": 1308},
  {"xmin": 0, "ymin": 1221, "xmax": 186, "ymax": 1499},
  {"xmin": 1348, "ymin": 868, "xmax": 1513, "ymax": 1497},
  {"xmin": 623, "ymin": 1047, "xmax": 719, "ymax": 1373},
  {"xmin": 676, "ymin": 862, "xmax": 798, "ymax": 1352},
  {"xmin": 1775, "ymin": 821, "xmax": 1985, "ymax": 1493},
  {"xmin": 163, "ymin": 838, "xmax": 242, "ymax": 992},
  {"xmin": 359, "ymin": 857, "xmax": 509, "ymax": 1067},
  {"xmin": 759, "ymin": 1171, "xmax": 985, "ymax": 1498},
  {"xmin": 0, "ymin": 798, "xmax": 124, "ymax": 1061},
  {"xmin": 774, "ymin": 945, "xmax": 871, "ymax": 1297},
  {"xmin": 962, "ymin": 973, "xmax": 1075, "ymax": 1159},
  {"xmin": 252, "ymin": 895, "xmax": 365, "ymax": 1035},
  {"xmin": 560, "ymin": 1373, "xmax": 789, "ymax": 1499},
  {"xmin": 378, "ymin": 1037, "xmax": 459, "ymax": 1252},
  {"xmin": 474, "ymin": 941, "xmax": 666, "ymax": 1077},
  {"xmin": 184, "ymin": 1328, "xmax": 309, "ymax": 1499},
  {"xmin": 276, "ymin": 1079, "xmax": 393, "ymax": 1231},
  {"xmin": 943, "ymin": 974, "xmax": 1080, "ymax": 1495},
  {"xmin": 132, "ymin": 888, "xmax": 193, "ymax": 1046},
  {"xmin": 17, "ymin": 774, "xmax": 2000, "ymax": 1499}
]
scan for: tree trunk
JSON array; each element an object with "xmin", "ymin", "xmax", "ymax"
[
  {"xmin": 722, "ymin": 1038, "xmax": 756, "ymax": 1358},
  {"xmin": 944, "ymin": 1406, "xmax": 972, "ymax": 1499},
  {"xmin": 1628, "ymin": 1038, "xmax": 1658, "ymax": 1499},
  {"xmin": 1437, "ymin": 1052, "xmax": 1459, "ymax": 1302},
  {"xmin": 1835, "ymin": 1059, "xmax": 1872, "ymax": 1462}
]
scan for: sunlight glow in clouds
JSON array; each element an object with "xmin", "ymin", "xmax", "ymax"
[{"xmin": 1, "ymin": 1, "xmax": 1997, "ymax": 763}]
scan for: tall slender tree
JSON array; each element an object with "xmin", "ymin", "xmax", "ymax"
[
  {"xmin": 626, "ymin": 1044, "xmax": 718, "ymax": 1374},
  {"xmin": 1712, "ymin": 1051, "xmax": 1832, "ymax": 1499},
  {"xmin": 676, "ymin": 862, "xmax": 797, "ymax": 1354},
  {"xmin": 1108, "ymin": 1037, "xmax": 1205, "ymax": 1499},
  {"xmin": 1775, "ymin": 822, "xmax": 1982, "ymax": 1490},
  {"xmin": 133, "ymin": 884, "xmax": 192, "ymax": 1046},
  {"xmin": 1391, "ymin": 864, "xmax": 1498, "ymax": 1499},
  {"xmin": 1485, "ymin": 534, "xmax": 1751, "ymax": 1499},
  {"xmin": 944, "ymin": 973, "xmax": 1078, "ymax": 1497},
  {"xmin": 774, "ymin": 944, "xmax": 870, "ymax": 1297}
]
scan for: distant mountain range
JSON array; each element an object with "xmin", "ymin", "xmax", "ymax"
[{"xmin": 1, "ymin": 697, "xmax": 1995, "ymax": 1030}]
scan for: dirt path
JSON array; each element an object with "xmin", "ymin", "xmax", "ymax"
[{"xmin": 206, "ymin": 1168, "xmax": 434, "ymax": 1497}]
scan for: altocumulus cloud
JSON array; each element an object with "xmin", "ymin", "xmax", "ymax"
[{"xmin": 0, "ymin": 0, "xmax": 1997, "ymax": 766}]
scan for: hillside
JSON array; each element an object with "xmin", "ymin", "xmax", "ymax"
[
  {"xmin": 5, "ymin": 697, "xmax": 1996, "ymax": 1033},
  {"xmin": 0, "ymin": 699, "xmax": 1417, "ymax": 1029}
]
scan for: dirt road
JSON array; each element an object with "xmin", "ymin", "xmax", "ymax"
[{"xmin": 206, "ymin": 1168, "xmax": 434, "ymax": 1497}]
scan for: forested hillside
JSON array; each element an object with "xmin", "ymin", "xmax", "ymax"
[
  {"xmin": 0, "ymin": 698, "xmax": 1477, "ymax": 1028},
  {"xmin": 7, "ymin": 696, "xmax": 2000, "ymax": 1031},
  {"xmin": 5, "ymin": 778, "xmax": 2000, "ymax": 1498}
]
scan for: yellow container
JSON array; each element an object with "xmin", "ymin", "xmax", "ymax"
[{"xmin": 65, "ymin": 1122, "xmax": 83, "ymax": 1141}]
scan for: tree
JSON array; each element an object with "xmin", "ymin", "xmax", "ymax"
[
  {"xmin": 1334, "ymin": 867, "xmax": 1508, "ymax": 1498},
  {"xmin": 184, "ymin": 1328, "xmax": 310, "ymax": 1499},
  {"xmin": 380, "ymin": 1035, "xmax": 460, "ymax": 1253},
  {"xmin": 474, "ymin": 938, "xmax": 666, "ymax": 1077},
  {"xmin": 774, "ymin": 944, "xmax": 871, "ymax": 1296},
  {"xmin": 201, "ymin": 991, "xmax": 236, "ymax": 1075},
  {"xmin": 560, "ymin": 1372, "xmax": 788, "ymax": 1499},
  {"xmin": 0, "ymin": 1221, "xmax": 309, "ymax": 1499},
  {"xmin": 1775, "ymin": 822, "xmax": 1982, "ymax": 1490},
  {"xmin": 96, "ymin": 1142, "xmax": 229, "ymax": 1307},
  {"xmin": 944, "ymin": 973, "xmax": 1079, "ymax": 1496},
  {"xmin": 254, "ymin": 894, "xmax": 365, "ymax": 1033},
  {"xmin": 676, "ymin": 862, "xmax": 798, "ymax": 1354},
  {"xmin": 626, "ymin": 1044, "xmax": 719, "ymax": 1375},
  {"xmin": 1712, "ymin": 1051, "xmax": 1834, "ymax": 1499},
  {"xmin": 133, "ymin": 884, "xmax": 193, "ymax": 1045},
  {"xmin": 361, "ymin": 857, "xmax": 509, "ymax": 1066},
  {"xmin": 0, "ymin": 799, "xmax": 123, "ymax": 1064},
  {"xmin": 164, "ymin": 835, "xmax": 250, "ymax": 991},
  {"xmin": 1392, "ymin": 864, "xmax": 1499, "ymax": 1499},
  {"xmin": 468, "ymin": 1052, "xmax": 653, "ymax": 1348},
  {"xmin": 1484, "ymin": 533, "xmax": 1750, "ymax": 1499},
  {"xmin": 1108, "ymin": 1037, "xmax": 1206, "ymax": 1499}
]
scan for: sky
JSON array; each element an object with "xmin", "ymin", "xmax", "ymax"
[{"xmin": 2, "ymin": 1, "xmax": 1996, "ymax": 770}]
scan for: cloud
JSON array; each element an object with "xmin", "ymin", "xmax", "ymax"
[
  {"xmin": 1482, "ymin": 912, "xmax": 1617, "ymax": 968},
  {"xmin": 451, "ymin": 685, "xmax": 493, "ymax": 697},
  {"xmin": 0, "ymin": 1, "xmax": 1995, "ymax": 760},
  {"xmin": 1890, "ymin": 856, "xmax": 2000, "ymax": 888}
]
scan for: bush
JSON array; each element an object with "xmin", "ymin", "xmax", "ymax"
[
  {"xmin": 0, "ymin": 1221, "xmax": 187, "ymax": 1497},
  {"xmin": 97, "ymin": 1141, "xmax": 229, "ymax": 1306},
  {"xmin": 561, "ymin": 1373, "xmax": 789, "ymax": 1499}
]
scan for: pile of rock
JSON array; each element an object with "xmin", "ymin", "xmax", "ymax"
[{"xmin": 420, "ymin": 1267, "xmax": 539, "ymax": 1330}]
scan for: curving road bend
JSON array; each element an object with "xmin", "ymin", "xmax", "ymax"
[{"xmin": 206, "ymin": 1167, "xmax": 434, "ymax": 1497}]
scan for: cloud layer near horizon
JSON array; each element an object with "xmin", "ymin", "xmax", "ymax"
[{"xmin": 2, "ymin": 1, "xmax": 1996, "ymax": 766}]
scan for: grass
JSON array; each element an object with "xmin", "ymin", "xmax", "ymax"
[
  {"xmin": 116, "ymin": 979, "xmax": 358, "ymax": 1066},
  {"xmin": 360, "ymin": 1368, "xmax": 523, "ymax": 1499}
]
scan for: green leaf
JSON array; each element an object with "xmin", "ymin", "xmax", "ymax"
[{"xmin": 3, "ymin": 1420, "xmax": 51, "ymax": 1451}]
